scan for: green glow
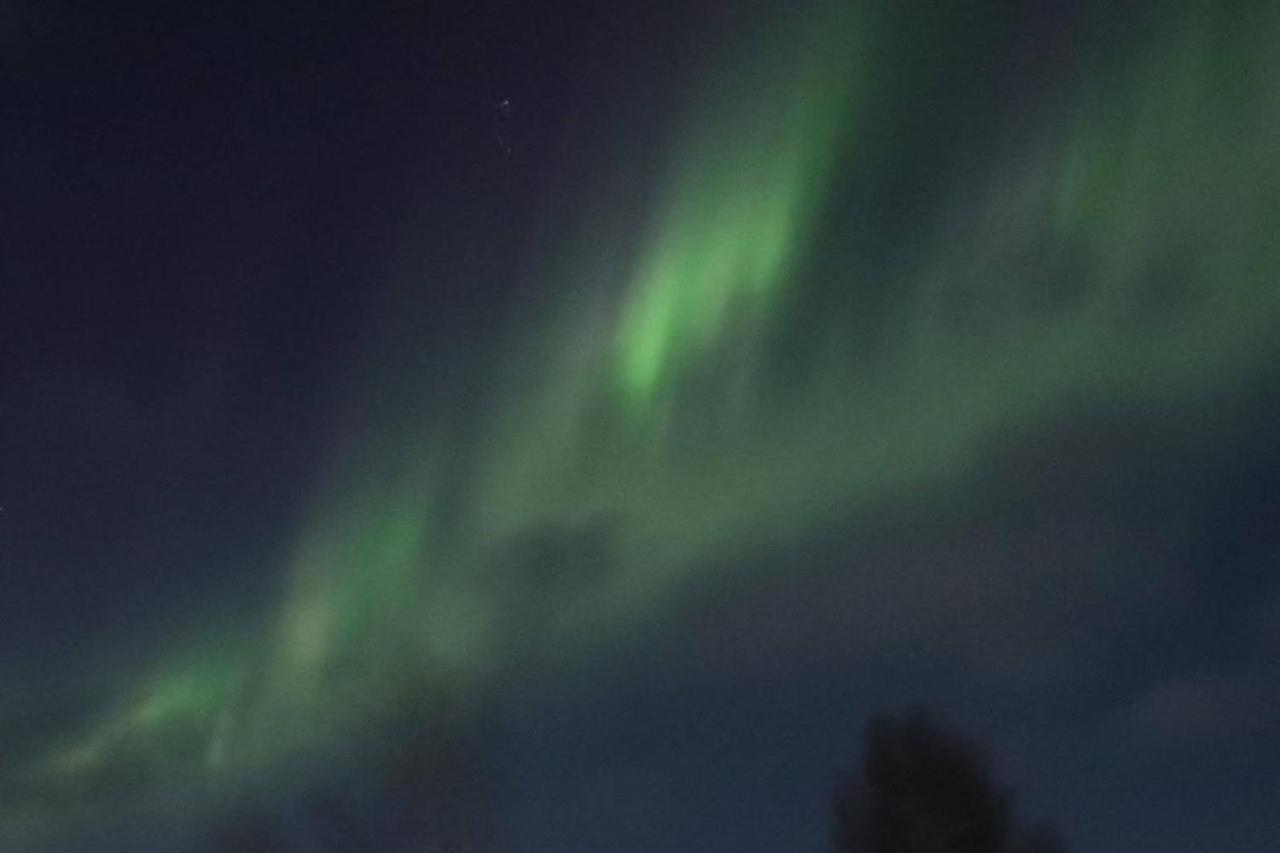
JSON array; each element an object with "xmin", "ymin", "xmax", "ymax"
[
  {"xmin": 34, "ymin": 641, "xmax": 246, "ymax": 812},
  {"xmin": 614, "ymin": 4, "xmax": 862, "ymax": 405}
]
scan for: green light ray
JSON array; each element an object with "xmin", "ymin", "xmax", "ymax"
[{"xmin": 614, "ymin": 3, "xmax": 864, "ymax": 406}]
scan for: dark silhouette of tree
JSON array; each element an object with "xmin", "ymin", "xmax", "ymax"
[{"xmin": 832, "ymin": 712, "xmax": 1064, "ymax": 853}]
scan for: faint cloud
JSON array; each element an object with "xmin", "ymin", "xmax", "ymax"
[
  {"xmin": 653, "ymin": 499, "xmax": 1191, "ymax": 695},
  {"xmin": 1111, "ymin": 669, "xmax": 1279, "ymax": 748}
]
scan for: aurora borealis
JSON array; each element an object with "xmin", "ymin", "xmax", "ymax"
[{"xmin": 4, "ymin": 1, "xmax": 1280, "ymax": 850}]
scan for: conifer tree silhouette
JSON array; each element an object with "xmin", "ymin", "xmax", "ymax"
[{"xmin": 833, "ymin": 712, "xmax": 1064, "ymax": 853}]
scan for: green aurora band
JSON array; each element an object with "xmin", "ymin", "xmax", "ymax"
[
  {"xmin": 613, "ymin": 3, "xmax": 862, "ymax": 405},
  {"xmin": 5, "ymin": 1, "xmax": 1279, "ymax": 845}
]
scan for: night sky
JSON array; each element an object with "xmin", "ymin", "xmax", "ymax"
[{"xmin": 3, "ymin": 1, "xmax": 1279, "ymax": 851}]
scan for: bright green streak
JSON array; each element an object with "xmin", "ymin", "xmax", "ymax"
[{"xmin": 615, "ymin": 5, "xmax": 861, "ymax": 406}]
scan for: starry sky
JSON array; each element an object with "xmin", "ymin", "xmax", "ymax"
[{"xmin": 3, "ymin": 1, "xmax": 1279, "ymax": 850}]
